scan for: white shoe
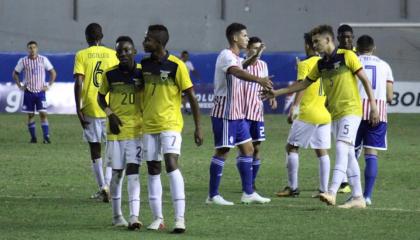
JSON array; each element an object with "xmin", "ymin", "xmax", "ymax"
[
  {"xmin": 128, "ymin": 216, "xmax": 143, "ymax": 230},
  {"xmin": 100, "ymin": 185, "xmax": 110, "ymax": 203},
  {"xmin": 112, "ymin": 215, "xmax": 128, "ymax": 227},
  {"xmin": 205, "ymin": 195, "xmax": 234, "ymax": 206},
  {"xmin": 147, "ymin": 218, "xmax": 165, "ymax": 230},
  {"xmin": 241, "ymin": 192, "xmax": 271, "ymax": 204},
  {"xmin": 337, "ymin": 196, "xmax": 366, "ymax": 209},
  {"xmin": 365, "ymin": 197, "xmax": 372, "ymax": 206},
  {"xmin": 319, "ymin": 192, "xmax": 336, "ymax": 206},
  {"xmin": 172, "ymin": 218, "xmax": 186, "ymax": 234}
]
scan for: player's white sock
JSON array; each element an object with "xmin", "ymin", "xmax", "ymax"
[
  {"xmin": 329, "ymin": 141, "xmax": 349, "ymax": 194},
  {"xmin": 347, "ymin": 145, "xmax": 363, "ymax": 197},
  {"xmin": 111, "ymin": 170, "xmax": 124, "ymax": 217},
  {"xmin": 318, "ymin": 154, "xmax": 330, "ymax": 193},
  {"xmin": 92, "ymin": 158, "xmax": 105, "ymax": 189},
  {"xmin": 168, "ymin": 169, "xmax": 185, "ymax": 221},
  {"xmin": 105, "ymin": 166, "xmax": 113, "ymax": 187},
  {"xmin": 148, "ymin": 174, "xmax": 163, "ymax": 219},
  {"xmin": 287, "ymin": 152, "xmax": 299, "ymax": 190},
  {"xmin": 127, "ymin": 174, "xmax": 140, "ymax": 218},
  {"xmin": 343, "ymin": 175, "xmax": 348, "ymax": 183}
]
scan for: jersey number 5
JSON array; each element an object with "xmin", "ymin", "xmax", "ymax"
[{"xmin": 93, "ymin": 61, "xmax": 104, "ymax": 88}]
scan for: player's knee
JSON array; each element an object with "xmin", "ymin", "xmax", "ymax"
[
  {"xmin": 253, "ymin": 142, "xmax": 261, "ymax": 156},
  {"xmin": 126, "ymin": 163, "xmax": 139, "ymax": 175},
  {"xmin": 39, "ymin": 112, "xmax": 48, "ymax": 120},
  {"xmin": 147, "ymin": 161, "xmax": 161, "ymax": 175},
  {"xmin": 89, "ymin": 142, "xmax": 101, "ymax": 160},
  {"xmin": 112, "ymin": 169, "xmax": 123, "ymax": 179},
  {"xmin": 315, "ymin": 149, "xmax": 328, "ymax": 157},
  {"xmin": 164, "ymin": 154, "xmax": 179, "ymax": 173},
  {"xmin": 286, "ymin": 144, "xmax": 298, "ymax": 154},
  {"xmin": 214, "ymin": 148, "xmax": 230, "ymax": 159},
  {"xmin": 28, "ymin": 113, "xmax": 35, "ymax": 119}
]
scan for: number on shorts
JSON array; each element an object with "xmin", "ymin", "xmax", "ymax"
[
  {"xmin": 171, "ymin": 136, "xmax": 176, "ymax": 146},
  {"xmin": 259, "ymin": 126, "xmax": 265, "ymax": 138},
  {"xmin": 136, "ymin": 146, "xmax": 142, "ymax": 159},
  {"xmin": 343, "ymin": 124, "xmax": 349, "ymax": 135},
  {"xmin": 93, "ymin": 61, "xmax": 104, "ymax": 88}
]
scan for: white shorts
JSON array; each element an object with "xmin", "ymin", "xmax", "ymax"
[
  {"xmin": 143, "ymin": 131, "xmax": 182, "ymax": 161},
  {"xmin": 106, "ymin": 138, "xmax": 142, "ymax": 170},
  {"xmin": 83, "ymin": 116, "xmax": 106, "ymax": 143},
  {"xmin": 287, "ymin": 120, "xmax": 331, "ymax": 149},
  {"xmin": 332, "ymin": 115, "xmax": 361, "ymax": 145}
]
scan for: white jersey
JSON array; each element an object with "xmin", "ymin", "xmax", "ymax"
[
  {"xmin": 358, "ymin": 54, "xmax": 394, "ymax": 122},
  {"xmin": 244, "ymin": 59, "xmax": 268, "ymax": 122},
  {"xmin": 211, "ymin": 49, "xmax": 245, "ymax": 120},
  {"xmin": 185, "ymin": 60, "xmax": 195, "ymax": 72},
  {"xmin": 14, "ymin": 55, "xmax": 54, "ymax": 93}
]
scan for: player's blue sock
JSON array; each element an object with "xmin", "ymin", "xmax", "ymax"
[
  {"xmin": 41, "ymin": 121, "xmax": 50, "ymax": 139},
  {"xmin": 28, "ymin": 122, "xmax": 36, "ymax": 139},
  {"xmin": 364, "ymin": 154, "xmax": 378, "ymax": 199},
  {"xmin": 252, "ymin": 158, "xmax": 261, "ymax": 186},
  {"xmin": 209, "ymin": 156, "xmax": 225, "ymax": 198},
  {"xmin": 236, "ymin": 156, "xmax": 253, "ymax": 194}
]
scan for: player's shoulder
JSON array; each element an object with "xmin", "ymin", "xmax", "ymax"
[
  {"xmin": 168, "ymin": 54, "xmax": 184, "ymax": 65},
  {"xmin": 338, "ymin": 48, "xmax": 357, "ymax": 57},
  {"xmin": 104, "ymin": 64, "xmax": 119, "ymax": 75}
]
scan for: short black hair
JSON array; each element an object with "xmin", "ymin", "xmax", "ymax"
[
  {"xmin": 85, "ymin": 23, "xmax": 103, "ymax": 42},
  {"xmin": 226, "ymin": 23, "xmax": 247, "ymax": 43},
  {"xmin": 303, "ymin": 32, "xmax": 312, "ymax": 47},
  {"xmin": 181, "ymin": 50, "xmax": 189, "ymax": 55},
  {"xmin": 357, "ymin": 35, "xmax": 375, "ymax": 53},
  {"xmin": 27, "ymin": 41, "xmax": 37, "ymax": 47},
  {"xmin": 311, "ymin": 25, "xmax": 334, "ymax": 39},
  {"xmin": 247, "ymin": 36, "xmax": 262, "ymax": 48},
  {"xmin": 337, "ymin": 24, "xmax": 353, "ymax": 35},
  {"xmin": 116, "ymin": 36, "xmax": 134, "ymax": 47},
  {"xmin": 147, "ymin": 24, "xmax": 169, "ymax": 46}
]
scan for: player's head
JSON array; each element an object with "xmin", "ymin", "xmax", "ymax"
[
  {"xmin": 337, "ymin": 24, "xmax": 354, "ymax": 50},
  {"xmin": 356, "ymin": 35, "xmax": 375, "ymax": 54},
  {"xmin": 310, "ymin": 25, "xmax": 335, "ymax": 54},
  {"xmin": 143, "ymin": 24, "xmax": 169, "ymax": 53},
  {"xmin": 246, "ymin": 36, "xmax": 262, "ymax": 58},
  {"xmin": 226, "ymin": 23, "xmax": 248, "ymax": 49},
  {"xmin": 85, "ymin": 23, "xmax": 103, "ymax": 45},
  {"xmin": 180, "ymin": 50, "xmax": 189, "ymax": 62},
  {"xmin": 26, "ymin": 41, "xmax": 38, "ymax": 57},
  {"xmin": 303, "ymin": 32, "xmax": 316, "ymax": 55},
  {"xmin": 115, "ymin": 36, "xmax": 137, "ymax": 67}
]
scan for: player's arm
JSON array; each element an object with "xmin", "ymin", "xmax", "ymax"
[
  {"xmin": 12, "ymin": 70, "xmax": 25, "ymax": 90},
  {"xmin": 356, "ymin": 70, "xmax": 379, "ymax": 125},
  {"xmin": 261, "ymin": 78, "xmax": 312, "ymax": 100},
  {"xmin": 386, "ymin": 81, "xmax": 394, "ymax": 104},
  {"xmin": 43, "ymin": 69, "xmax": 57, "ymax": 91},
  {"xmin": 74, "ymin": 74, "xmax": 89, "ymax": 128},
  {"xmin": 242, "ymin": 43, "xmax": 265, "ymax": 69},
  {"xmin": 287, "ymin": 88, "xmax": 304, "ymax": 124},
  {"xmin": 183, "ymin": 87, "xmax": 203, "ymax": 146},
  {"xmin": 228, "ymin": 66, "xmax": 272, "ymax": 89}
]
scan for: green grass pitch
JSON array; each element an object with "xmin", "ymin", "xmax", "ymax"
[{"xmin": 0, "ymin": 113, "xmax": 419, "ymax": 240}]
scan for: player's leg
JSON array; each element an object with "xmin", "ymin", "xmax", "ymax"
[
  {"xmin": 206, "ymin": 117, "xmax": 233, "ymax": 205},
  {"xmin": 27, "ymin": 113, "xmax": 36, "ymax": 143},
  {"xmin": 37, "ymin": 92, "xmax": 50, "ymax": 143},
  {"xmin": 252, "ymin": 141, "xmax": 261, "ymax": 189},
  {"xmin": 101, "ymin": 119, "xmax": 113, "ymax": 188},
  {"xmin": 144, "ymin": 134, "xmax": 165, "ymax": 230},
  {"xmin": 161, "ymin": 131, "xmax": 185, "ymax": 233},
  {"xmin": 107, "ymin": 140, "xmax": 127, "ymax": 227},
  {"xmin": 312, "ymin": 123, "xmax": 331, "ymax": 195},
  {"xmin": 23, "ymin": 91, "xmax": 37, "ymax": 142},
  {"xmin": 125, "ymin": 138, "xmax": 142, "ymax": 230},
  {"xmin": 249, "ymin": 120, "xmax": 266, "ymax": 190},
  {"xmin": 276, "ymin": 143, "xmax": 300, "ymax": 197}
]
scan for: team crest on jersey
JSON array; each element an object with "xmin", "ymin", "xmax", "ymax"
[
  {"xmin": 333, "ymin": 61, "xmax": 341, "ymax": 70},
  {"xmin": 160, "ymin": 70, "xmax": 171, "ymax": 81}
]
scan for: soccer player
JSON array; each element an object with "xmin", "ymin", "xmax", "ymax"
[
  {"xmin": 206, "ymin": 23, "xmax": 272, "ymax": 206},
  {"xmin": 355, "ymin": 35, "xmax": 394, "ymax": 205},
  {"xmin": 261, "ymin": 25, "xmax": 379, "ymax": 208},
  {"xmin": 243, "ymin": 36, "xmax": 277, "ymax": 190},
  {"xmin": 98, "ymin": 36, "xmax": 143, "ymax": 229},
  {"xmin": 180, "ymin": 50, "xmax": 200, "ymax": 114},
  {"xmin": 74, "ymin": 23, "xmax": 119, "ymax": 202},
  {"xmin": 276, "ymin": 33, "xmax": 331, "ymax": 198},
  {"xmin": 141, "ymin": 24, "xmax": 203, "ymax": 233},
  {"xmin": 13, "ymin": 41, "xmax": 57, "ymax": 143}
]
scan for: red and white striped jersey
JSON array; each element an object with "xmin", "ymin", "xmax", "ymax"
[
  {"xmin": 211, "ymin": 49, "xmax": 245, "ymax": 120},
  {"xmin": 358, "ymin": 54, "xmax": 394, "ymax": 122},
  {"xmin": 243, "ymin": 60, "xmax": 268, "ymax": 122},
  {"xmin": 14, "ymin": 55, "xmax": 54, "ymax": 93}
]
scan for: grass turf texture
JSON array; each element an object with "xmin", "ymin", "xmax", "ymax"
[{"xmin": 0, "ymin": 113, "xmax": 419, "ymax": 240}]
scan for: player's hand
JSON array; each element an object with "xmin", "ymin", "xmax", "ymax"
[
  {"xmin": 369, "ymin": 106, "xmax": 380, "ymax": 127},
  {"xmin": 295, "ymin": 56, "xmax": 301, "ymax": 68},
  {"xmin": 269, "ymin": 98, "xmax": 278, "ymax": 110},
  {"xmin": 255, "ymin": 43, "xmax": 266, "ymax": 57},
  {"xmin": 258, "ymin": 76, "xmax": 273, "ymax": 89},
  {"xmin": 19, "ymin": 85, "xmax": 26, "ymax": 91},
  {"xmin": 77, "ymin": 111, "xmax": 90, "ymax": 129},
  {"xmin": 287, "ymin": 105, "xmax": 298, "ymax": 124},
  {"xmin": 108, "ymin": 113, "xmax": 123, "ymax": 135},
  {"xmin": 259, "ymin": 88, "xmax": 276, "ymax": 100},
  {"xmin": 194, "ymin": 127, "xmax": 203, "ymax": 146},
  {"xmin": 42, "ymin": 85, "xmax": 50, "ymax": 91}
]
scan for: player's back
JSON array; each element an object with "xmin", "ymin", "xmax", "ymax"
[{"xmin": 74, "ymin": 46, "xmax": 119, "ymax": 118}]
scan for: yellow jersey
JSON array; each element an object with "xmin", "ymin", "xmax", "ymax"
[
  {"xmin": 140, "ymin": 53, "xmax": 193, "ymax": 134},
  {"xmin": 98, "ymin": 64, "xmax": 143, "ymax": 141},
  {"xmin": 307, "ymin": 48, "xmax": 363, "ymax": 120},
  {"xmin": 74, "ymin": 46, "xmax": 119, "ymax": 118},
  {"xmin": 296, "ymin": 56, "xmax": 331, "ymax": 124}
]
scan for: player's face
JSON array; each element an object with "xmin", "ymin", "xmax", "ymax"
[
  {"xmin": 143, "ymin": 32, "xmax": 161, "ymax": 53},
  {"xmin": 234, "ymin": 30, "xmax": 249, "ymax": 49},
  {"xmin": 27, "ymin": 44, "xmax": 38, "ymax": 57},
  {"xmin": 247, "ymin": 42, "xmax": 261, "ymax": 58},
  {"xmin": 116, "ymin": 41, "xmax": 136, "ymax": 66},
  {"xmin": 181, "ymin": 53, "xmax": 189, "ymax": 62},
  {"xmin": 312, "ymin": 34, "xmax": 329, "ymax": 54},
  {"xmin": 338, "ymin": 31, "xmax": 354, "ymax": 50}
]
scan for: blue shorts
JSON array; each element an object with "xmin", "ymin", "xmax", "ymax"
[
  {"xmin": 22, "ymin": 90, "xmax": 47, "ymax": 113},
  {"xmin": 211, "ymin": 117, "xmax": 252, "ymax": 148},
  {"xmin": 355, "ymin": 120, "xmax": 387, "ymax": 150},
  {"xmin": 246, "ymin": 120, "xmax": 265, "ymax": 142}
]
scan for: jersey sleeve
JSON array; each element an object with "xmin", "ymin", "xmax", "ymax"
[
  {"xmin": 220, "ymin": 51, "xmax": 240, "ymax": 73},
  {"xmin": 345, "ymin": 50, "xmax": 363, "ymax": 73},
  {"xmin": 176, "ymin": 61, "xmax": 193, "ymax": 91},
  {"xmin": 14, "ymin": 58, "xmax": 24, "ymax": 73},
  {"xmin": 98, "ymin": 70, "xmax": 110, "ymax": 95},
  {"xmin": 44, "ymin": 57, "xmax": 54, "ymax": 71},
  {"xmin": 73, "ymin": 52, "xmax": 85, "ymax": 75},
  {"xmin": 306, "ymin": 62, "xmax": 320, "ymax": 82},
  {"xmin": 186, "ymin": 61, "xmax": 194, "ymax": 71},
  {"xmin": 296, "ymin": 61, "xmax": 308, "ymax": 81},
  {"xmin": 385, "ymin": 62, "xmax": 394, "ymax": 83}
]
